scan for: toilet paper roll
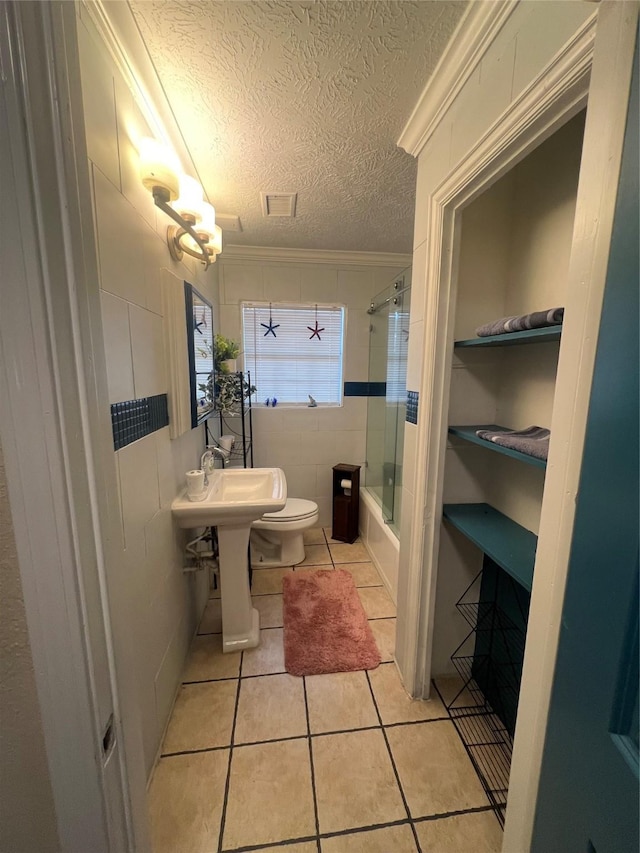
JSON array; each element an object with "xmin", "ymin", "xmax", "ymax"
[
  {"xmin": 340, "ymin": 478, "xmax": 352, "ymax": 497},
  {"xmin": 186, "ymin": 469, "xmax": 206, "ymax": 501}
]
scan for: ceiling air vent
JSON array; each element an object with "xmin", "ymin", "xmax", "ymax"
[{"xmin": 261, "ymin": 192, "xmax": 297, "ymax": 217}]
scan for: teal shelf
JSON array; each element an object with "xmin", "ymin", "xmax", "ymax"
[
  {"xmin": 443, "ymin": 503, "xmax": 536, "ymax": 591},
  {"xmin": 454, "ymin": 326, "xmax": 562, "ymax": 348},
  {"xmin": 448, "ymin": 424, "xmax": 547, "ymax": 470}
]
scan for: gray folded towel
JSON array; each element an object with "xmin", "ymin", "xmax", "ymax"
[
  {"xmin": 475, "ymin": 425, "xmax": 550, "ymax": 461},
  {"xmin": 475, "ymin": 307, "xmax": 564, "ymax": 337}
]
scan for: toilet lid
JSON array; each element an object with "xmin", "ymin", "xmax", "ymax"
[{"xmin": 262, "ymin": 498, "xmax": 318, "ymax": 523}]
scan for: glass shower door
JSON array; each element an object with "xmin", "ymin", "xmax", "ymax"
[
  {"xmin": 382, "ymin": 286, "xmax": 410, "ymax": 525},
  {"xmin": 365, "ymin": 308, "xmax": 388, "ymax": 506},
  {"xmin": 365, "ymin": 269, "xmax": 411, "ymax": 532}
]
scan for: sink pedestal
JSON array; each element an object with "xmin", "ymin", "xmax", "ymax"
[
  {"xmin": 170, "ymin": 467, "xmax": 287, "ymax": 653},
  {"xmin": 217, "ymin": 523, "xmax": 260, "ymax": 653}
]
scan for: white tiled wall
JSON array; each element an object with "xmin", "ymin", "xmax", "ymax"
[
  {"xmin": 77, "ymin": 14, "xmax": 218, "ymax": 777},
  {"xmin": 218, "ymin": 261, "xmax": 405, "ymax": 526}
]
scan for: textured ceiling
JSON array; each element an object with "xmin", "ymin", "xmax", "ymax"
[{"xmin": 130, "ymin": 1, "xmax": 467, "ymax": 253}]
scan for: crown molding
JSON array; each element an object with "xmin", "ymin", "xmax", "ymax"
[
  {"xmin": 436, "ymin": 11, "xmax": 596, "ymax": 206},
  {"xmin": 397, "ymin": 0, "xmax": 520, "ymax": 158},
  {"xmin": 220, "ymin": 245, "xmax": 413, "ymax": 268}
]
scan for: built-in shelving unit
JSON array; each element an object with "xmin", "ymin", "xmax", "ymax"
[
  {"xmin": 454, "ymin": 325, "xmax": 562, "ymax": 348},
  {"xmin": 432, "ymin": 111, "xmax": 586, "ymax": 826},
  {"xmin": 448, "ymin": 425, "xmax": 547, "ymax": 470},
  {"xmin": 443, "ymin": 503, "xmax": 536, "ymax": 591}
]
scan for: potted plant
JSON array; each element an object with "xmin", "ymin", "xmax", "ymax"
[
  {"xmin": 214, "ymin": 334, "xmax": 240, "ymax": 374},
  {"xmin": 208, "ymin": 334, "xmax": 256, "ymax": 414},
  {"xmin": 215, "ymin": 372, "xmax": 255, "ymax": 415}
]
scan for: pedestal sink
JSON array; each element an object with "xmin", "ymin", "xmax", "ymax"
[{"xmin": 172, "ymin": 468, "xmax": 287, "ymax": 652}]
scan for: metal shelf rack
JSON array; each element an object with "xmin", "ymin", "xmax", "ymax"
[
  {"xmin": 205, "ymin": 370, "xmax": 254, "ymax": 468},
  {"xmin": 441, "ymin": 567, "xmax": 529, "ymax": 824}
]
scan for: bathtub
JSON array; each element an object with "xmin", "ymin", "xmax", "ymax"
[{"xmin": 359, "ymin": 487, "xmax": 399, "ymax": 603}]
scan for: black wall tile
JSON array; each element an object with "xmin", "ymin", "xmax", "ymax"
[
  {"xmin": 111, "ymin": 394, "xmax": 169, "ymax": 450},
  {"xmin": 344, "ymin": 381, "xmax": 387, "ymax": 397},
  {"xmin": 406, "ymin": 391, "xmax": 419, "ymax": 424}
]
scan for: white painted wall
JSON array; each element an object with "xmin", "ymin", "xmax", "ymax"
[
  {"xmin": 448, "ymin": 111, "xmax": 584, "ymax": 534},
  {"xmin": 218, "ymin": 259, "xmax": 406, "ymax": 526},
  {"xmin": 77, "ymin": 11, "xmax": 217, "ymax": 777},
  {"xmin": 0, "ymin": 441, "xmax": 61, "ymax": 853}
]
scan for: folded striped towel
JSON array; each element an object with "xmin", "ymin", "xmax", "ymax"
[
  {"xmin": 475, "ymin": 307, "xmax": 564, "ymax": 337},
  {"xmin": 475, "ymin": 426, "xmax": 550, "ymax": 461}
]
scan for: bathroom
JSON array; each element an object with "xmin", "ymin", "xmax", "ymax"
[{"xmin": 2, "ymin": 2, "xmax": 637, "ymax": 853}]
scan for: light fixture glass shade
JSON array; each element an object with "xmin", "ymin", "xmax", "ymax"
[
  {"xmin": 173, "ymin": 175, "xmax": 204, "ymax": 222},
  {"xmin": 197, "ymin": 202, "xmax": 216, "ymax": 239},
  {"xmin": 139, "ymin": 137, "xmax": 179, "ymax": 200},
  {"xmin": 180, "ymin": 233, "xmax": 202, "ymax": 253},
  {"xmin": 211, "ymin": 224, "xmax": 223, "ymax": 255},
  {"xmin": 184, "ymin": 214, "xmax": 222, "ymax": 259}
]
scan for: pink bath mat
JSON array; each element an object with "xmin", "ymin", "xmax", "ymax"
[{"xmin": 282, "ymin": 569, "xmax": 381, "ymax": 676}]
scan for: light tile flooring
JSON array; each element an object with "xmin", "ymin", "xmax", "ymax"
[{"xmin": 148, "ymin": 529, "xmax": 503, "ymax": 853}]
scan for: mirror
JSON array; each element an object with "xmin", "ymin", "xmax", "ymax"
[{"xmin": 184, "ymin": 282, "xmax": 214, "ymax": 428}]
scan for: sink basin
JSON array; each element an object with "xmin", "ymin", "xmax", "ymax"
[
  {"xmin": 171, "ymin": 466, "xmax": 288, "ymax": 654},
  {"xmin": 172, "ymin": 467, "xmax": 287, "ymax": 528}
]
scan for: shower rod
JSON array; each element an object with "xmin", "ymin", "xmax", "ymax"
[{"xmin": 367, "ymin": 284, "xmax": 411, "ymax": 314}]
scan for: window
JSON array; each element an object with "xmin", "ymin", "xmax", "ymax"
[
  {"xmin": 386, "ymin": 306, "xmax": 410, "ymax": 404},
  {"xmin": 242, "ymin": 302, "xmax": 345, "ymax": 406}
]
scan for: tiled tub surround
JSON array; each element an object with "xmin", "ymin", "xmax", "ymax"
[
  {"xmin": 217, "ymin": 259, "xmax": 411, "ymax": 600},
  {"xmin": 217, "ymin": 260, "xmax": 410, "ymax": 529},
  {"xmin": 148, "ymin": 530, "xmax": 503, "ymax": 853},
  {"xmin": 359, "ymin": 486, "xmax": 400, "ymax": 602}
]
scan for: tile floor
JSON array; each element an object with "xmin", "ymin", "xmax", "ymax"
[{"xmin": 148, "ymin": 529, "xmax": 503, "ymax": 853}]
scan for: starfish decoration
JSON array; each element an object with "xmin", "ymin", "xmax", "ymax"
[
  {"xmin": 193, "ymin": 318, "xmax": 205, "ymax": 335},
  {"xmin": 401, "ymin": 328, "xmax": 409, "ymax": 341},
  {"xmin": 261, "ymin": 308, "xmax": 280, "ymax": 338},
  {"xmin": 308, "ymin": 320, "xmax": 324, "ymax": 340}
]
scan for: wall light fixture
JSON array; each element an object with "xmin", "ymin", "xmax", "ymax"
[{"xmin": 139, "ymin": 137, "xmax": 222, "ymax": 270}]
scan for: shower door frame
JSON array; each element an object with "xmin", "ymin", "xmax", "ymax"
[{"xmin": 365, "ymin": 273, "xmax": 411, "ymax": 531}]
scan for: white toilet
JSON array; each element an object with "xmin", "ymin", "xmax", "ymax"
[{"xmin": 250, "ymin": 498, "xmax": 319, "ymax": 568}]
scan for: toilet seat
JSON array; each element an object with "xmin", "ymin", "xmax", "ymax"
[{"xmin": 260, "ymin": 498, "xmax": 317, "ymax": 524}]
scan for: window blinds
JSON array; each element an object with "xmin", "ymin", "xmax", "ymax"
[
  {"xmin": 242, "ymin": 302, "xmax": 345, "ymax": 405},
  {"xmin": 386, "ymin": 308, "xmax": 410, "ymax": 404}
]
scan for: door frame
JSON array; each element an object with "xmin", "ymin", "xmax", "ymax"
[
  {"xmin": 396, "ymin": 2, "xmax": 638, "ymax": 849},
  {"xmin": 0, "ymin": 3, "xmax": 146, "ymax": 850},
  {"xmin": 531, "ymin": 30, "xmax": 639, "ymax": 846},
  {"xmin": 398, "ymin": 7, "xmax": 596, "ymax": 696}
]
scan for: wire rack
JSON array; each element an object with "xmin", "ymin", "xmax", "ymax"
[
  {"xmin": 447, "ymin": 684, "xmax": 513, "ymax": 814},
  {"xmin": 207, "ymin": 371, "xmax": 254, "ymax": 468},
  {"xmin": 441, "ymin": 569, "xmax": 528, "ymax": 825}
]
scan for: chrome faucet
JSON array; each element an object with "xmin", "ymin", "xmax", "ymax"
[
  {"xmin": 211, "ymin": 446, "xmax": 227, "ymax": 465},
  {"xmin": 200, "ymin": 446, "xmax": 227, "ymax": 485}
]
